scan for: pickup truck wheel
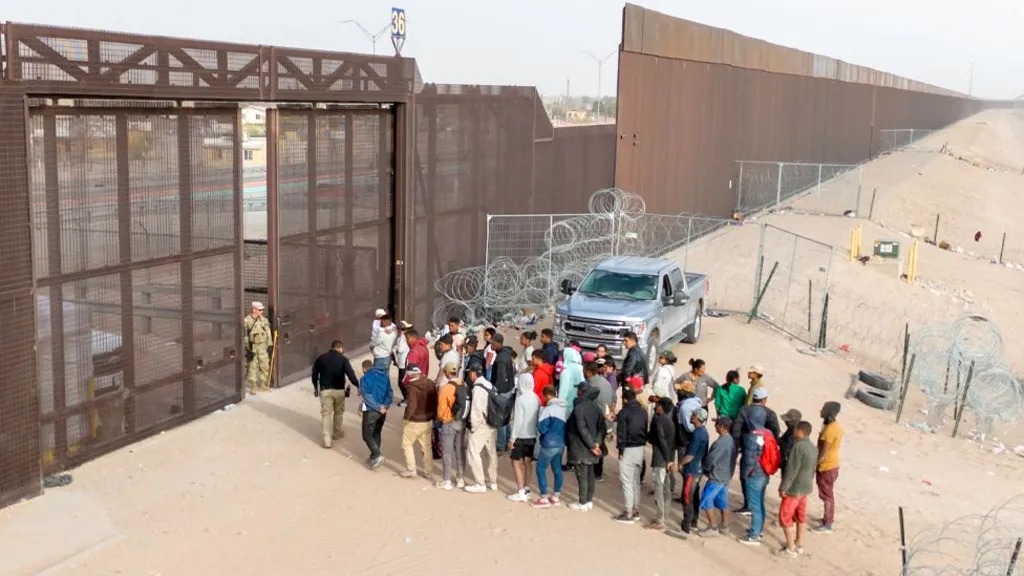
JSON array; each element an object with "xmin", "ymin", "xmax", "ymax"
[
  {"xmin": 682, "ymin": 307, "xmax": 703, "ymax": 344},
  {"xmin": 646, "ymin": 332, "xmax": 660, "ymax": 374}
]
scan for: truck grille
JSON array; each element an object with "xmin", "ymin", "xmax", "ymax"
[{"xmin": 563, "ymin": 316, "xmax": 630, "ymax": 339}]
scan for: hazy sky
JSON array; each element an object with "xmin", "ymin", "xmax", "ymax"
[{"xmin": 6, "ymin": 0, "xmax": 1023, "ymax": 99}]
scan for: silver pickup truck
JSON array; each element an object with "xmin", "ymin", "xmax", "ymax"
[{"xmin": 553, "ymin": 256, "xmax": 708, "ymax": 369}]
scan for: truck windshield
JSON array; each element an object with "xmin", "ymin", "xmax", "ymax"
[{"xmin": 576, "ymin": 270, "xmax": 658, "ymax": 301}]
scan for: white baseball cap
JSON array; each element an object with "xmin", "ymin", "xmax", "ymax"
[
  {"xmin": 251, "ymin": 301, "xmax": 265, "ymax": 310},
  {"xmin": 374, "ymin": 308, "xmax": 386, "ymax": 318}
]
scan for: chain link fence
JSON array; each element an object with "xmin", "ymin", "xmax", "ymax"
[
  {"xmin": 735, "ymin": 161, "xmax": 862, "ymax": 216},
  {"xmin": 878, "ymin": 128, "xmax": 938, "ymax": 154},
  {"xmin": 438, "ymin": 190, "xmax": 835, "ymax": 347}
]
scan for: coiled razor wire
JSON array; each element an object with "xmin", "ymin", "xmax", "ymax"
[
  {"xmin": 431, "ymin": 188, "xmax": 731, "ymax": 328},
  {"xmin": 904, "ymin": 495, "xmax": 1024, "ymax": 575},
  {"xmin": 908, "ymin": 314, "xmax": 1024, "ymax": 431}
]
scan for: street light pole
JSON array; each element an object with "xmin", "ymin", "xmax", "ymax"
[
  {"xmin": 341, "ymin": 20, "xmax": 392, "ymax": 55},
  {"xmin": 968, "ymin": 61, "xmax": 975, "ymax": 97},
  {"xmin": 581, "ymin": 50, "xmax": 616, "ymax": 120}
]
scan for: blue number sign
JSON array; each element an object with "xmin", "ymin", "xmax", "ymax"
[{"xmin": 391, "ymin": 7, "xmax": 406, "ymax": 55}]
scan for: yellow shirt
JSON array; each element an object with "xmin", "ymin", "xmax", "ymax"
[{"xmin": 817, "ymin": 422, "xmax": 843, "ymax": 472}]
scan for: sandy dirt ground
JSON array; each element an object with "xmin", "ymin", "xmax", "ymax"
[
  {"xmin": 3, "ymin": 314, "xmax": 1024, "ymax": 576},
  {"xmin": 4, "ymin": 110, "xmax": 1024, "ymax": 576}
]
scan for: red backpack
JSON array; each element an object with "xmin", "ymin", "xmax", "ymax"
[{"xmin": 751, "ymin": 429, "xmax": 781, "ymax": 476}]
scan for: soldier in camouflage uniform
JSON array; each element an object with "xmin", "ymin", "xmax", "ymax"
[{"xmin": 245, "ymin": 301, "xmax": 273, "ymax": 393}]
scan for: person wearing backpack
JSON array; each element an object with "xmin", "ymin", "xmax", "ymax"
[
  {"xmin": 731, "ymin": 387, "xmax": 781, "ymax": 545},
  {"xmin": 436, "ymin": 362, "xmax": 468, "ymax": 490},
  {"xmin": 464, "ymin": 363, "xmax": 509, "ymax": 494}
]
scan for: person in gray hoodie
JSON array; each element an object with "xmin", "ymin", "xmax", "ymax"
[
  {"xmin": 370, "ymin": 314, "xmax": 398, "ymax": 372},
  {"xmin": 507, "ymin": 373, "xmax": 540, "ymax": 502}
]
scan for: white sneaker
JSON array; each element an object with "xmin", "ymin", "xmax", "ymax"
[
  {"xmin": 585, "ymin": 502, "xmax": 594, "ymax": 511},
  {"xmin": 437, "ymin": 481, "xmax": 454, "ymax": 491},
  {"xmin": 569, "ymin": 502, "xmax": 590, "ymax": 512},
  {"xmin": 464, "ymin": 484, "xmax": 488, "ymax": 494},
  {"xmin": 507, "ymin": 490, "xmax": 530, "ymax": 503},
  {"xmin": 488, "ymin": 482, "xmax": 498, "ymax": 492},
  {"xmin": 550, "ymin": 493, "xmax": 562, "ymax": 506},
  {"xmin": 455, "ymin": 479, "xmax": 466, "ymax": 489}
]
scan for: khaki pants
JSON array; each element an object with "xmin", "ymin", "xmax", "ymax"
[
  {"xmin": 466, "ymin": 426, "xmax": 497, "ymax": 486},
  {"xmin": 401, "ymin": 420, "xmax": 435, "ymax": 477},
  {"xmin": 320, "ymin": 389, "xmax": 345, "ymax": 447}
]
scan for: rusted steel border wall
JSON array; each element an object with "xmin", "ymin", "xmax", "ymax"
[{"xmin": 615, "ymin": 4, "xmax": 1002, "ymax": 216}]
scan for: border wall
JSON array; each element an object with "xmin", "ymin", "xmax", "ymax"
[{"xmin": 613, "ymin": 4, "xmax": 1011, "ymax": 216}]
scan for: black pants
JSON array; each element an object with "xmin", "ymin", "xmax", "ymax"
[
  {"xmin": 681, "ymin": 474, "xmax": 702, "ymax": 532},
  {"xmin": 732, "ymin": 445, "xmax": 747, "ymax": 509},
  {"xmin": 362, "ymin": 410, "xmax": 386, "ymax": 459},
  {"xmin": 575, "ymin": 463, "xmax": 596, "ymax": 504},
  {"xmin": 397, "ymin": 368, "xmax": 407, "ymax": 401},
  {"xmin": 640, "ymin": 459, "xmax": 647, "ymax": 483},
  {"xmin": 595, "ymin": 455, "xmax": 604, "ymax": 479}
]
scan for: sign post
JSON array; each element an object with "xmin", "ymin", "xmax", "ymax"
[{"xmin": 390, "ymin": 7, "xmax": 407, "ymax": 55}]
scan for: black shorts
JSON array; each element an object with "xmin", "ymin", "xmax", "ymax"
[{"xmin": 510, "ymin": 439, "xmax": 536, "ymax": 461}]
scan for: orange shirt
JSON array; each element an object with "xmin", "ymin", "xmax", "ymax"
[{"xmin": 437, "ymin": 383, "xmax": 456, "ymax": 423}]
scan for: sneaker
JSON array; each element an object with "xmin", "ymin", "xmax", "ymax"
[
  {"xmin": 569, "ymin": 502, "xmax": 591, "ymax": 512},
  {"xmin": 776, "ymin": 547, "xmax": 798, "ymax": 558},
  {"xmin": 323, "ymin": 442, "xmax": 332, "ymax": 449},
  {"xmin": 613, "ymin": 512, "xmax": 637, "ymax": 524},
  {"xmin": 550, "ymin": 494, "xmax": 561, "ymax": 506},
  {"xmin": 584, "ymin": 502, "xmax": 594, "ymax": 511},
  {"xmin": 595, "ymin": 476, "xmax": 605, "ymax": 484},
  {"xmin": 399, "ymin": 470, "xmax": 416, "ymax": 479},
  {"xmin": 397, "ymin": 401, "xmax": 407, "ymax": 408},
  {"xmin": 644, "ymin": 520, "xmax": 666, "ymax": 530},
  {"xmin": 332, "ymin": 432, "xmax": 345, "ymax": 440},
  {"xmin": 813, "ymin": 524, "xmax": 834, "ymax": 534},
  {"xmin": 523, "ymin": 487, "xmax": 532, "ymax": 495},
  {"xmin": 507, "ymin": 490, "xmax": 530, "ymax": 503},
  {"xmin": 531, "ymin": 497, "xmax": 552, "ymax": 509},
  {"xmin": 436, "ymin": 481, "xmax": 454, "ymax": 491},
  {"xmin": 734, "ymin": 508, "xmax": 752, "ymax": 516},
  {"xmin": 370, "ymin": 456, "xmax": 384, "ymax": 469},
  {"xmin": 464, "ymin": 484, "xmax": 487, "ymax": 494},
  {"xmin": 455, "ymin": 479, "xmax": 466, "ymax": 489},
  {"xmin": 488, "ymin": 482, "xmax": 499, "ymax": 492},
  {"xmin": 738, "ymin": 536, "xmax": 762, "ymax": 546},
  {"xmin": 796, "ymin": 547, "xmax": 805, "ymax": 555},
  {"xmin": 698, "ymin": 527, "xmax": 720, "ymax": 538},
  {"xmin": 718, "ymin": 526, "xmax": 730, "ymax": 537},
  {"xmin": 632, "ymin": 511, "xmax": 641, "ymax": 521}
]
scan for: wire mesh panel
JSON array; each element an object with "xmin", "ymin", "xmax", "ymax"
[
  {"xmin": 27, "ymin": 104, "xmax": 243, "ymax": 475},
  {"xmin": 878, "ymin": 129, "xmax": 937, "ymax": 154},
  {"xmin": 736, "ymin": 161, "xmax": 860, "ymax": 216},
  {"xmin": 755, "ymin": 224, "xmax": 834, "ymax": 345},
  {"xmin": 274, "ymin": 109, "xmax": 394, "ymax": 384}
]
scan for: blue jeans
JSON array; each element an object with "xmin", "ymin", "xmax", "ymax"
[
  {"xmin": 536, "ymin": 446, "xmax": 564, "ymax": 496},
  {"xmin": 373, "ymin": 356, "xmax": 391, "ymax": 372},
  {"xmin": 744, "ymin": 473, "xmax": 769, "ymax": 538},
  {"xmin": 496, "ymin": 424, "xmax": 510, "ymax": 452}
]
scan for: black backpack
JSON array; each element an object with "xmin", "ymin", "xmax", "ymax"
[
  {"xmin": 473, "ymin": 384, "xmax": 513, "ymax": 428},
  {"xmin": 451, "ymin": 384, "xmax": 470, "ymax": 422}
]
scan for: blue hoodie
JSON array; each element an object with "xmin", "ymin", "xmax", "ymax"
[
  {"xmin": 558, "ymin": 347, "xmax": 585, "ymax": 413},
  {"xmin": 359, "ymin": 367, "xmax": 393, "ymax": 413},
  {"xmin": 537, "ymin": 396, "xmax": 568, "ymax": 449}
]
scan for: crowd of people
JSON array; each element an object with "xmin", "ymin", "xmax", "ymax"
[{"xmin": 309, "ymin": 311, "xmax": 845, "ymax": 556}]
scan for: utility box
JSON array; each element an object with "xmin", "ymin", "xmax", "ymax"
[{"xmin": 874, "ymin": 240, "xmax": 900, "ymax": 259}]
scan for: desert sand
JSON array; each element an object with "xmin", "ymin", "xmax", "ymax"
[{"xmin": 3, "ymin": 110, "xmax": 1024, "ymax": 576}]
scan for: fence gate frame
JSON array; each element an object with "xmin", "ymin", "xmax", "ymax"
[{"xmin": 0, "ymin": 22, "xmax": 418, "ymax": 507}]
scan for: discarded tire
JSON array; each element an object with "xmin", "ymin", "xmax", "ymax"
[
  {"xmin": 856, "ymin": 387, "xmax": 896, "ymax": 411},
  {"xmin": 858, "ymin": 370, "xmax": 896, "ymax": 392}
]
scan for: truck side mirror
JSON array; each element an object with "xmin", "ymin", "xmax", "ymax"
[
  {"xmin": 673, "ymin": 293, "xmax": 689, "ymax": 307},
  {"xmin": 559, "ymin": 278, "xmax": 575, "ymax": 295}
]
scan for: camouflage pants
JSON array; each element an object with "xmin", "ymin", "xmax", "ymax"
[{"xmin": 247, "ymin": 347, "xmax": 271, "ymax": 391}]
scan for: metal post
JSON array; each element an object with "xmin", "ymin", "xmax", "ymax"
[
  {"xmin": 933, "ymin": 213, "xmax": 940, "ymax": 245},
  {"xmin": 855, "ymin": 167, "xmax": 863, "ymax": 215},
  {"xmin": 483, "ymin": 214, "xmax": 492, "ymax": 298},
  {"xmin": 1000, "ymin": 232, "xmax": 1007, "ymax": 264},
  {"xmin": 807, "ymin": 279, "xmax": 812, "ymax": 332},
  {"xmin": 780, "ymin": 233, "xmax": 798, "ymax": 326},
  {"xmin": 899, "ymin": 507, "xmax": 909, "ymax": 576},
  {"xmin": 1008, "ymin": 538, "xmax": 1023, "ymax": 576},
  {"xmin": 736, "ymin": 162, "xmax": 745, "ymax": 211},
  {"xmin": 548, "ymin": 214, "xmax": 554, "ymax": 298},
  {"xmin": 753, "ymin": 224, "xmax": 767, "ymax": 312},
  {"xmin": 775, "ymin": 162, "xmax": 784, "ymax": 208},
  {"xmin": 684, "ymin": 216, "xmax": 692, "ymax": 271},
  {"xmin": 817, "ymin": 163, "xmax": 823, "ymax": 195},
  {"xmin": 868, "ymin": 188, "xmax": 878, "ymax": 221}
]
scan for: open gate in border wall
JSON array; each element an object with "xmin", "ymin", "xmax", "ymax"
[
  {"xmin": 269, "ymin": 107, "xmax": 395, "ymax": 383},
  {"xmin": 26, "ymin": 101, "xmax": 244, "ymax": 474}
]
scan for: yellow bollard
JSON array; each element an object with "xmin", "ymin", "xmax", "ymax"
[
  {"xmin": 849, "ymin": 225, "xmax": 862, "ymax": 261},
  {"xmin": 907, "ymin": 241, "xmax": 919, "ymax": 282}
]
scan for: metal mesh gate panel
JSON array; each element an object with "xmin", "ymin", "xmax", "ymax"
[
  {"xmin": 274, "ymin": 109, "xmax": 394, "ymax": 383},
  {"xmin": 27, "ymin": 104, "xmax": 244, "ymax": 475}
]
